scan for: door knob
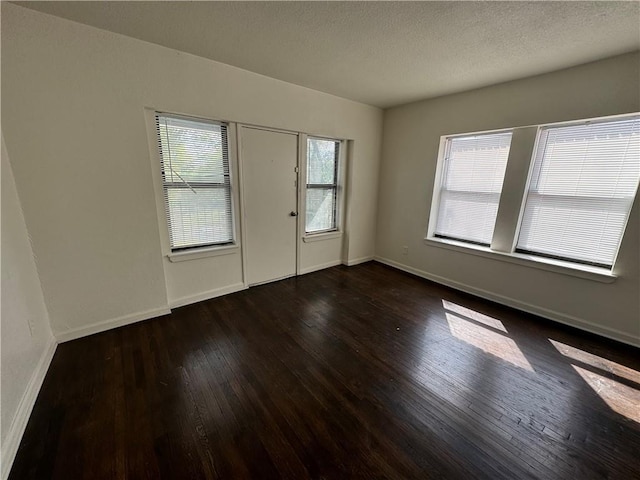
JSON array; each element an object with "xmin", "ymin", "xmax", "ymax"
[{"xmin": 290, "ymin": 211, "xmax": 298, "ymax": 217}]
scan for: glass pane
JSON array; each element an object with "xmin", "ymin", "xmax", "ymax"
[
  {"xmin": 158, "ymin": 116, "xmax": 228, "ymax": 184},
  {"xmin": 518, "ymin": 195, "xmax": 630, "ymax": 266},
  {"xmin": 518, "ymin": 116, "xmax": 640, "ymax": 266},
  {"xmin": 436, "ymin": 190, "xmax": 500, "ymax": 245},
  {"xmin": 307, "ymin": 138, "xmax": 338, "ymax": 185},
  {"xmin": 166, "ymin": 186, "xmax": 233, "ymax": 249},
  {"xmin": 532, "ymin": 119, "xmax": 640, "ymax": 198},
  {"xmin": 435, "ymin": 131, "xmax": 512, "ymax": 244},
  {"xmin": 444, "ymin": 132, "xmax": 511, "ymax": 193},
  {"xmin": 306, "ymin": 188, "xmax": 336, "ymax": 233}
]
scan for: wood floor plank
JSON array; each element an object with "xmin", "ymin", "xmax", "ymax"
[{"xmin": 9, "ymin": 262, "xmax": 640, "ymax": 479}]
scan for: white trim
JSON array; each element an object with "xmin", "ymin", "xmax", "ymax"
[
  {"xmin": 426, "ymin": 136, "xmax": 448, "ymax": 239},
  {"xmin": 170, "ymin": 283, "xmax": 247, "ymax": 309},
  {"xmin": 238, "ymin": 124, "xmax": 299, "ymax": 136},
  {"xmin": 439, "ymin": 111, "xmax": 640, "ymax": 137},
  {"xmin": 490, "ymin": 127, "xmax": 540, "ymax": 253},
  {"xmin": 424, "ymin": 237, "xmax": 616, "ymax": 283},
  {"xmin": 302, "ymin": 231, "xmax": 343, "ymax": 243},
  {"xmin": 340, "ymin": 140, "xmax": 354, "ymax": 265},
  {"xmin": 1, "ymin": 338, "xmax": 57, "ymax": 480},
  {"xmin": 298, "ymin": 260, "xmax": 342, "ymax": 275},
  {"xmin": 296, "ymin": 134, "xmax": 306, "ymax": 276},
  {"xmin": 374, "ymin": 256, "xmax": 640, "ymax": 348},
  {"xmin": 227, "ymin": 123, "xmax": 242, "ymax": 263},
  {"xmin": 444, "ymin": 127, "xmax": 515, "ymax": 140},
  {"xmin": 248, "ymin": 274, "xmax": 296, "ymax": 287},
  {"xmin": 344, "ymin": 255, "xmax": 374, "ymax": 266},
  {"xmin": 235, "ymin": 124, "xmax": 250, "ymax": 286},
  {"xmin": 168, "ymin": 245, "xmax": 239, "ymax": 262},
  {"xmin": 538, "ymin": 111, "xmax": 640, "ymax": 129},
  {"xmin": 143, "ymin": 108, "xmax": 173, "ymax": 303},
  {"xmin": 54, "ymin": 306, "xmax": 171, "ymax": 343}
]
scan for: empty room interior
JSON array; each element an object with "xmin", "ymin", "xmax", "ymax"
[{"xmin": 2, "ymin": 1, "xmax": 640, "ymax": 479}]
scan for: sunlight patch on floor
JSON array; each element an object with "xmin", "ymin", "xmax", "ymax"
[
  {"xmin": 549, "ymin": 339, "xmax": 640, "ymax": 385},
  {"xmin": 442, "ymin": 300, "xmax": 507, "ymax": 332},
  {"xmin": 572, "ymin": 366, "xmax": 640, "ymax": 422},
  {"xmin": 444, "ymin": 310, "xmax": 533, "ymax": 372},
  {"xmin": 550, "ymin": 339, "xmax": 640, "ymax": 423}
]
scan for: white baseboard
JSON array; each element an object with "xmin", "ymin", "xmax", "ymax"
[
  {"xmin": 374, "ymin": 256, "xmax": 640, "ymax": 348},
  {"xmin": 344, "ymin": 255, "xmax": 374, "ymax": 267},
  {"xmin": 1, "ymin": 338, "xmax": 57, "ymax": 480},
  {"xmin": 170, "ymin": 283, "xmax": 247, "ymax": 309},
  {"xmin": 299, "ymin": 260, "xmax": 342, "ymax": 275},
  {"xmin": 55, "ymin": 284, "xmax": 248, "ymax": 342},
  {"xmin": 54, "ymin": 306, "xmax": 171, "ymax": 343}
]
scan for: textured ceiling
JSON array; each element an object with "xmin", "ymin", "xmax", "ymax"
[{"xmin": 14, "ymin": 1, "xmax": 640, "ymax": 108}]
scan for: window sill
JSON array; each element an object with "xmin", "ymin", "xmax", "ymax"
[
  {"xmin": 423, "ymin": 237, "xmax": 616, "ymax": 283},
  {"xmin": 303, "ymin": 231, "xmax": 342, "ymax": 243},
  {"xmin": 168, "ymin": 244, "xmax": 239, "ymax": 263}
]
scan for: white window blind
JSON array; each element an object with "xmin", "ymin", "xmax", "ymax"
[
  {"xmin": 306, "ymin": 138, "xmax": 340, "ymax": 233},
  {"xmin": 156, "ymin": 114, "xmax": 233, "ymax": 251},
  {"xmin": 434, "ymin": 131, "xmax": 512, "ymax": 245},
  {"xmin": 517, "ymin": 116, "xmax": 640, "ymax": 268}
]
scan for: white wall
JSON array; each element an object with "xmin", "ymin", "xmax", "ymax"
[
  {"xmin": 1, "ymin": 4, "xmax": 383, "ymax": 340},
  {"xmin": 5, "ymin": 3, "xmax": 636, "ymax": 351},
  {"xmin": 377, "ymin": 52, "xmax": 640, "ymax": 346},
  {"xmin": 1, "ymin": 135, "xmax": 56, "ymax": 479}
]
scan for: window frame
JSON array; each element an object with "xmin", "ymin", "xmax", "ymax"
[
  {"xmin": 515, "ymin": 115, "xmax": 640, "ymax": 269},
  {"xmin": 304, "ymin": 136, "xmax": 343, "ymax": 236},
  {"xmin": 428, "ymin": 128, "xmax": 514, "ymax": 247},
  {"xmin": 154, "ymin": 111, "xmax": 238, "ymax": 256},
  {"xmin": 426, "ymin": 113, "xmax": 640, "ymax": 281}
]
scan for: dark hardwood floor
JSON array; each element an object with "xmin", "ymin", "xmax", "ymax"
[{"xmin": 9, "ymin": 262, "xmax": 640, "ymax": 479}]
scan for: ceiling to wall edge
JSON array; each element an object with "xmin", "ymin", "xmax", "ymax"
[{"xmin": 7, "ymin": 2, "xmax": 640, "ymax": 110}]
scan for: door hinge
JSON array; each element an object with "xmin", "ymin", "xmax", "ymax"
[{"xmin": 294, "ymin": 166, "xmax": 299, "ymax": 173}]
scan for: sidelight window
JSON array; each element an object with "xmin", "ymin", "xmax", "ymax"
[{"xmin": 306, "ymin": 137, "xmax": 341, "ymax": 234}]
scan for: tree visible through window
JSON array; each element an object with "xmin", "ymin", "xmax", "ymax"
[{"xmin": 306, "ymin": 138, "xmax": 340, "ymax": 233}]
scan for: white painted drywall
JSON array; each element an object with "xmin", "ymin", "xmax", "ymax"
[
  {"xmin": 1, "ymin": 134, "xmax": 56, "ymax": 478},
  {"xmin": 1, "ymin": 4, "xmax": 383, "ymax": 338},
  {"xmin": 377, "ymin": 52, "xmax": 640, "ymax": 345}
]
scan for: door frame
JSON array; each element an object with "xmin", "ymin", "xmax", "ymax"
[
  {"xmin": 296, "ymin": 134, "xmax": 307, "ymax": 277},
  {"xmin": 236, "ymin": 124, "xmax": 301, "ymax": 287}
]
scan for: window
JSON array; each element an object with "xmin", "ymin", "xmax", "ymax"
[
  {"xmin": 433, "ymin": 131, "xmax": 512, "ymax": 245},
  {"xmin": 156, "ymin": 114, "xmax": 234, "ymax": 251},
  {"xmin": 427, "ymin": 113, "xmax": 640, "ymax": 278},
  {"xmin": 306, "ymin": 137, "xmax": 340, "ymax": 233},
  {"xmin": 517, "ymin": 116, "xmax": 640, "ymax": 268}
]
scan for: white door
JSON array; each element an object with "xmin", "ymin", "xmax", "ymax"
[{"xmin": 240, "ymin": 126, "xmax": 298, "ymax": 285}]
